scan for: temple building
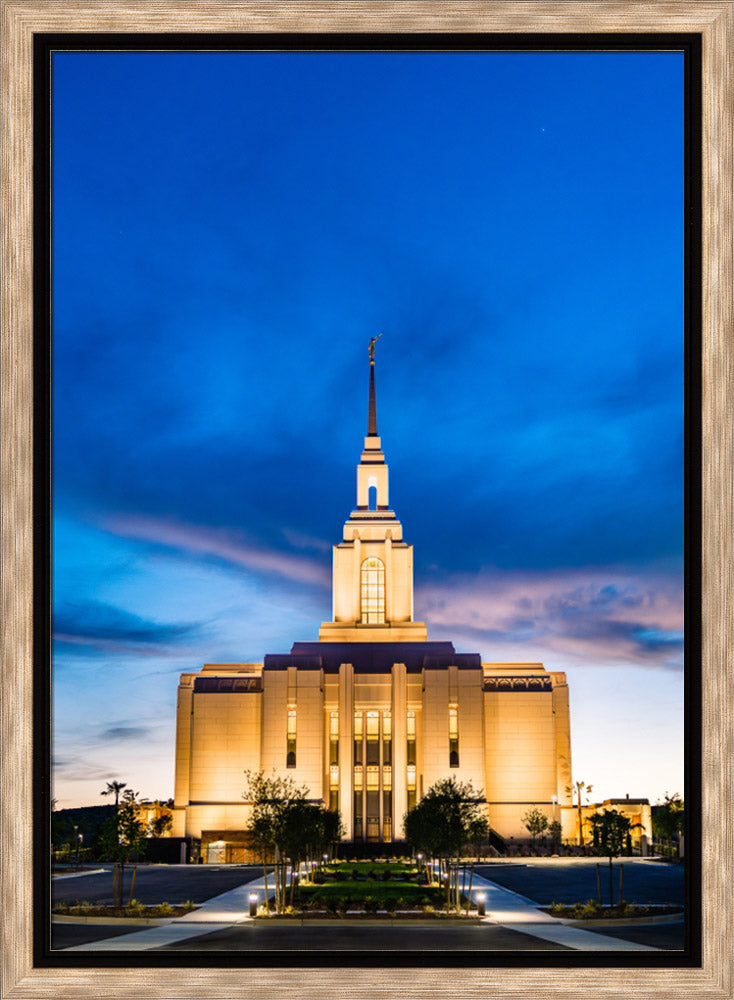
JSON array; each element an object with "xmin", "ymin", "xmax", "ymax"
[{"xmin": 171, "ymin": 341, "xmax": 575, "ymax": 857}]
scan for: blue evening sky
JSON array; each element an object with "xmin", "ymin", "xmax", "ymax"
[{"xmin": 52, "ymin": 49, "xmax": 684, "ymax": 808}]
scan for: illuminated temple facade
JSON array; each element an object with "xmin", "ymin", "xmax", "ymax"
[{"xmin": 172, "ymin": 348, "xmax": 574, "ymax": 854}]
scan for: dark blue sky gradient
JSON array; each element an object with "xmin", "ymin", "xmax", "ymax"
[{"xmin": 51, "ymin": 49, "xmax": 684, "ymax": 806}]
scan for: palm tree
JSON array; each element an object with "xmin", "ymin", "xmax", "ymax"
[
  {"xmin": 566, "ymin": 781, "xmax": 593, "ymax": 848},
  {"xmin": 101, "ymin": 780, "xmax": 127, "ymax": 809}
]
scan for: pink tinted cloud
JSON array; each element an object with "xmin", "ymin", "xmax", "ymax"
[
  {"xmin": 417, "ymin": 569, "xmax": 683, "ymax": 669},
  {"xmin": 103, "ymin": 515, "xmax": 331, "ymax": 588}
]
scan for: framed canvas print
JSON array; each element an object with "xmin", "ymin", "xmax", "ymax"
[{"xmin": 1, "ymin": 2, "xmax": 732, "ymax": 999}]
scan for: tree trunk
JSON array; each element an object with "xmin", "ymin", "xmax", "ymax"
[
  {"xmin": 117, "ymin": 861, "xmax": 125, "ymax": 910},
  {"xmin": 128, "ymin": 865, "xmax": 137, "ymax": 906},
  {"xmin": 618, "ymin": 863, "xmax": 624, "ymax": 906},
  {"xmin": 465, "ymin": 864, "xmax": 474, "ymax": 916},
  {"xmin": 608, "ymin": 857, "xmax": 613, "ymax": 908},
  {"xmin": 262, "ymin": 860, "xmax": 270, "ymax": 914}
]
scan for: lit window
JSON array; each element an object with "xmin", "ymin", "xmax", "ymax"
[
  {"xmin": 449, "ymin": 706, "xmax": 458, "ymax": 739},
  {"xmin": 287, "ymin": 708, "xmax": 296, "ymax": 768},
  {"xmin": 449, "ymin": 705, "xmax": 459, "ymax": 768},
  {"xmin": 353, "ymin": 712, "xmax": 363, "ymax": 739},
  {"xmin": 382, "ymin": 710, "xmax": 392, "ymax": 765},
  {"xmin": 383, "ymin": 766, "xmax": 392, "ymax": 790},
  {"xmin": 366, "ymin": 766, "xmax": 379, "ymax": 791},
  {"xmin": 366, "ymin": 711, "xmax": 379, "ymax": 740},
  {"xmin": 407, "ymin": 710, "xmax": 416, "ymax": 766},
  {"xmin": 354, "ymin": 766, "xmax": 363, "ymax": 791},
  {"xmin": 360, "ymin": 557, "xmax": 385, "ymax": 624},
  {"xmin": 407, "ymin": 765, "xmax": 416, "ymax": 791},
  {"xmin": 329, "ymin": 711, "xmax": 339, "ymax": 765},
  {"xmin": 329, "ymin": 765, "xmax": 339, "ymax": 789}
]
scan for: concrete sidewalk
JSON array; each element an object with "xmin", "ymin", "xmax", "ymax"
[
  {"xmin": 466, "ymin": 870, "xmax": 659, "ymax": 951},
  {"xmin": 63, "ymin": 872, "xmax": 267, "ymax": 951},
  {"xmin": 64, "ymin": 868, "xmax": 659, "ymax": 952}
]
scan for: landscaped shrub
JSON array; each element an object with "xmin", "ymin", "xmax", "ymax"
[
  {"xmin": 154, "ymin": 902, "xmax": 174, "ymax": 917},
  {"xmin": 364, "ymin": 896, "xmax": 379, "ymax": 913},
  {"xmin": 182, "ymin": 899, "xmax": 195, "ymax": 912}
]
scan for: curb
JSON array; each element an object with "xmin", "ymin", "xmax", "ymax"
[
  {"xmin": 52, "ymin": 915, "xmax": 176, "ymax": 926},
  {"xmin": 52, "ymin": 869, "xmax": 106, "ymax": 881}
]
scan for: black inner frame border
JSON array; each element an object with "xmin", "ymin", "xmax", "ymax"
[{"xmin": 32, "ymin": 30, "xmax": 703, "ymax": 970}]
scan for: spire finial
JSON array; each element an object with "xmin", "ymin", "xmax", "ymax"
[
  {"xmin": 368, "ymin": 331, "xmax": 383, "ymax": 363},
  {"xmin": 367, "ymin": 333, "xmax": 382, "ymax": 435}
]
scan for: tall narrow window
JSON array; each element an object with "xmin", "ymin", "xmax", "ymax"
[
  {"xmin": 287, "ymin": 708, "xmax": 297, "ymax": 768},
  {"xmin": 407, "ymin": 764, "xmax": 417, "ymax": 810},
  {"xmin": 407, "ymin": 710, "xmax": 416, "ymax": 766},
  {"xmin": 382, "ymin": 711, "xmax": 392, "ymax": 765},
  {"xmin": 353, "ymin": 711, "xmax": 363, "ymax": 765},
  {"xmin": 329, "ymin": 711, "xmax": 339, "ymax": 765},
  {"xmin": 366, "ymin": 710, "xmax": 380, "ymax": 765},
  {"xmin": 449, "ymin": 705, "xmax": 459, "ymax": 768},
  {"xmin": 360, "ymin": 557, "xmax": 385, "ymax": 624},
  {"xmin": 329, "ymin": 764, "xmax": 339, "ymax": 812}
]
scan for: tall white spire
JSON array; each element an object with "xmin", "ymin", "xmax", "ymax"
[{"xmin": 318, "ymin": 338, "xmax": 426, "ymax": 642}]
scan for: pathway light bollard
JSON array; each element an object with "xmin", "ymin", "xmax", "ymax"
[
  {"xmin": 249, "ymin": 893, "xmax": 259, "ymax": 918},
  {"xmin": 476, "ymin": 892, "xmax": 486, "ymax": 917}
]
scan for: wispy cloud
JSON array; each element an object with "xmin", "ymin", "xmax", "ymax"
[
  {"xmin": 418, "ymin": 569, "xmax": 683, "ymax": 670},
  {"xmin": 53, "ymin": 599, "xmax": 203, "ymax": 654},
  {"xmin": 98, "ymin": 725, "xmax": 151, "ymax": 742},
  {"xmin": 103, "ymin": 514, "xmax": 331, "ymax": 588}
]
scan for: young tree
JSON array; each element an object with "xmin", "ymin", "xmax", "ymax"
[
  {"xmin": 548, "ymin": 819, "xmax": 562, "ymax": 853},
  {"xmin": 589, "ymin": 808, "xmax": 630, "ymax": 906},
  {"xmin": 403, "ymin": 777, "xmax": 488, "ymax": 912},
  {"xmin": 521, "ymin": 807, "xmax": 549, "ymax": 851},
  {"xmin": 150, "ymin": 812, "xmax": 173, "ymax": 837},
  {"xmin": 653, "ymin": 792, "xmax": 684, "ymax": 855},
  {"xmin": 98, "ymin": 788, "xmax": 149, "ymax": 909},
  {"xmin": 244, "ymin": 771, "xmax": 343, "ymax": 913}
]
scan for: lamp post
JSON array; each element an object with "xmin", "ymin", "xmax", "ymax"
[
  {"xmin": 249, "ymin": 893, "xmax": 258, "ymax": 918},
  {"xmin": 476, "ymin": 892, "xmax": 486, "ymax": 917}
]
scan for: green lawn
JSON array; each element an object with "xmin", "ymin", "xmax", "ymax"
[
  {"xmin": 324, "ymin": 862, "xmax": 417, "ymax": 876},
  {"xmin": 296, "ymin": 862, "xmax": 444, "ymax": 908}
]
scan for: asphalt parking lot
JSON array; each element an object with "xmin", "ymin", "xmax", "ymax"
[
  {"xmin": 52, "ymin": 864, "xmax": 263, "ymax": 906},
  {"xmin": 474, "ymin": 859, "xmax": 684, "ymax": 906},
  {"xmin": 50, "ymin": 860, "xmax": 687, "ymax": 953}
]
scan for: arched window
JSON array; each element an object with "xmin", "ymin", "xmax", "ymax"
[{"xmin": 360, "ymin": 557, "xmax": 385, "ymax": 624}]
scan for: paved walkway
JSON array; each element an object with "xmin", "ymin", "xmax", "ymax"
[{"xmin": 63, "ymin": 869, "xmax": 659, "ymax": 952}]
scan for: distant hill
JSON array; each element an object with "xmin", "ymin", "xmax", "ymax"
[{"xmin": 52, "ymin": 804, "xmax": 115, "ymax": 848}]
